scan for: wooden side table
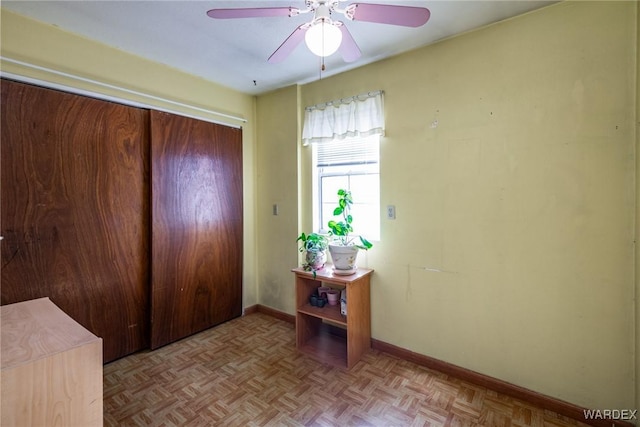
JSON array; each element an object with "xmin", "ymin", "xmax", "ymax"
[{"xmin": 292, "ymin": 266, "xmax": 373, "ymax": 369}]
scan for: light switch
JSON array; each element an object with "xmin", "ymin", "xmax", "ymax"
[{"xmin": 273, "ymin": 204, "xmax": 279, "ymax": 216}]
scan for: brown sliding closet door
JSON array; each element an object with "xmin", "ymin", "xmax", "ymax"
[
  {"xmin": 0, "ymin": 79, "xmax": 150, "ymax": 362},
  {"xmin": 150, "ymin": 111, "xmax": 243, "ymax": 349}
]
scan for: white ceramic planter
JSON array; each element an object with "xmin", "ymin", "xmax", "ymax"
[{"xmin": 328, "ymin": 244, "xmax": 359, "ymax": 271}]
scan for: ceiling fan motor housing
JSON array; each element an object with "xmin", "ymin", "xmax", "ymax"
[{"xmin": 313, "ymin": 2, "xmax": 333, "ymax": 23}]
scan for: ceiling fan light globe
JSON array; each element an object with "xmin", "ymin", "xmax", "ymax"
[{"xmin": 305, "ymin": 21, "xmax": 342, "ymax": 57}]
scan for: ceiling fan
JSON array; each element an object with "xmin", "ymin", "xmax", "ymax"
[{"xmin": 206, "ymin": 1, "xmax": 431, "ymax": 64}]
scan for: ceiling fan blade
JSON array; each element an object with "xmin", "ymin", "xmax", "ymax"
[
  {"xmin": 207, "ymin": 7, "xmax": 298, "ymax": 19},
  {"xmin": 268, "ymin": 24, "xmax": 307, "ymax": 63},
  {"xmin": 346, "ymin": 3, "xmax": 430, "ymax": 27},
  {"xmin": 338, "ymin": 25, "xmax": 361, "ymax": 62}
]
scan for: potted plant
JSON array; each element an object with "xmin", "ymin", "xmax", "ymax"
[
  {"xmin": 297, "ymin": 232, "xmax": 329, "ymax": 275},
  {"xmin": 327, "ymin": 189, "xmax": 373, "ymax": 273}
]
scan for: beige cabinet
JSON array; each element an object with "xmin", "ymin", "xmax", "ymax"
[{"xmin": 1, "ymin": 297, "xmax": 103, "ymax": 426}]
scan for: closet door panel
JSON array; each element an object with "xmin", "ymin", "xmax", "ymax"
[
  {"xmin": 150, "ymin": 111, "xmax": 242, "ymax": 349},
  {"xmin": 0, "ymin": 79, "xmax": 150, "ymax": 362}
]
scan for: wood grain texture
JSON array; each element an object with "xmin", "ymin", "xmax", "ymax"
[
  {"xmin": 150, "ymin": 110, "xmax": 243, "ymax": 349},
  {"xmin": 294, "ymin": 267, "xmax": 373, "ymax": 369},
  {"xmin": 242, "ymin": 306, "xmax": 632, "ymax": 427},
  {"xmin": 2, "ymin": 298, "xmax": 103, "ymax": 427},
  {"xmin": 104, "ymin": 312, "xmax": 595, "ymax": 427},
  {"xmin": 371, "ymin": 339, "xmax": 635, "ymax": 427},
  {"xmin": 1, "ymin": 297, "xmax": 98, "ymax": 367},
  {"xmin": 345, "ymin": 274, "xmax": 371, "ymax": 369},
  {"xmin": 0, "ymin": 79, "xmax": 150, "ymax": 362}
]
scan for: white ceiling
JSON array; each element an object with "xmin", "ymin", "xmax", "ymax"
[{"xmin": 2, "ymin": 0, "xmax": 557, "ymax": 95}]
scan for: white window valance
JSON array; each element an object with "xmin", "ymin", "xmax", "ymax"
[{"xmin": 302, "ymin": 90, "xmax": 385, "ymax": 146}]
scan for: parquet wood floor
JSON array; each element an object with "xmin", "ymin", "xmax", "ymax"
[{"xmin": 104, "ymin": 313, "xmax": 591, "ymax": 427}]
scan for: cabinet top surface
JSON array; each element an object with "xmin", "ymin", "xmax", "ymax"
[
  {"xmin": 1, "ymin": 297, "xmax": 100, "ymax": 369},
  {"xmin": 292, "ymin": 266, "xmax": 373, "ymax": 283}
]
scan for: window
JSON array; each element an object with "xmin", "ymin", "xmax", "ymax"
[
  {"xmin": 312, "ymin": 135, "xmax": 380, "ymax": 241},
  {"xmin": 302, "ymin": 90, "xmax": 384, "ymax": 241}
]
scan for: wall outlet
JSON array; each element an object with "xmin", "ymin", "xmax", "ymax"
[{"xmin": 386, "ymin": 205, "xmax": 396, "ymax": 219}]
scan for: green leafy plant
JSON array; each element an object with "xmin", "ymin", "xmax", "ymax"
[
  {"xmin": 327, "ymin": 189, "xmax": 373, "ymax": 250},
  {"xmin": 296, "ymin": 232, "xmax": 329, "ymax": 253},
  {"xmin": 296, "ymin": 232, "xmax": 329, "ymax": 277}
]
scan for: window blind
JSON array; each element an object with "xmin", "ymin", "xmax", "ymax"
[{"xmin": 316, "ymin": 137, "xmax": 379, "ymax": 166}]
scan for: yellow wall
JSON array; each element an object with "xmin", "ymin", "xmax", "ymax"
[
  {"xmin": 0, "ymin": 10, "xmax": 259, "ymax": 308},
  {"xmin": 636, "ymin": 0, "xmax": 640, "ymax": 419},
  {"xmin": 260, "ymin": 1, "xmax": 637, "ymax": 410},
  {"xmin": 256, "ymin": 85, "xmax": 301, "ymax": 312}
]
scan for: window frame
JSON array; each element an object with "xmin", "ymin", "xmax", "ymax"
[{"xmin": 311, "ymin": 135, "xmax": 381, "ymax": 241}]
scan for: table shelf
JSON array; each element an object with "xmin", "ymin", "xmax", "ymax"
[
  {"xmin": 292, "ymin": 266, "xmax": 373, "ymax": 369},
  {"xmin": 297, "ymin": 302, "xmax": 346, "ymax": 326}
]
